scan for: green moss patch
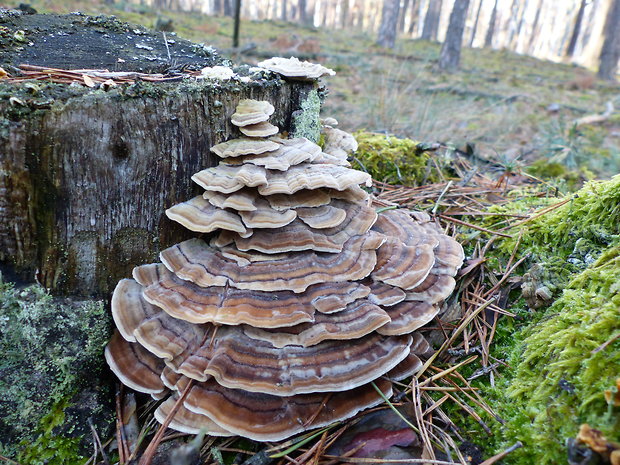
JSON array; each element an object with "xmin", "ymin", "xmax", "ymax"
[
  {"xmin": 489, "ymin": 246, "xmax": 620, "ymax": 464},
  {"xmin": 352, "ymin": 131, "xmax": 445, "ymax": 185},
  {"xmin": 0, "ymin": 281, "xmax": 113, "ymax": 461}
]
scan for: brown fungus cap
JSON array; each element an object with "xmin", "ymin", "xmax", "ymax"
[
  {"xmin": 367, "ymin": 281, "xmax": 407, "ymax": 307},
  {"xmin": 222, "ymin": 138, "xmax": 321, "ymax": 171},
  {"xmin": 165, "ymin": 195, "xmax": 247, "ymax": 234},
  {"xmin": 241, "ymin": 299, "xmax": 391, "ymax": 347},
  {"xmin": 215, "ymin": 201, "xmax": 378, "ymax": 254},
  {"xmin": 258, "ymin": 56, "xmax": 336, "ymax": 80},
  {"xmin": 231, "ymin": 99, "xmax": 275, "ymax": 127},
  {"xmin": 266, "ymin": 189, "xmax": 332, "ymax": 211},
  {"xmin": 193, "ymin": 164, "xmax": 372, "ymax": 196},
  {"xmin": 155, "ymin": 395, "xmax": 234, "ymax": 436},
  {"xmin": 203, "ymin": 188, "xmax": 259, "ymax": 212},
  {"xmin": 376, "ymin": 300, "xmax": 439, "ymax": 336},
  {"xmin": 133, "ymin": 263, "xmax": 370, "ymax": 326},
  {"xmin": 295, "ymin": 204, "xmax": 347, "ymax": 229},
  {"xmin": 160, "ymin": 233, "xmax": 384, "ymax": 293},
  {"xmin": 182, "ymin": 377, "xmax": 391, "ymax": 442},
  {"xmin": 371, "ymin": 238, "xmax": 436, "ymax": 290},
  {"xmin": 211, "ymin": 137, "xmax": 280, "ymax": 158},
  {"xmin": 405, "ymin": 274, "xmax": 457, "ymax": 305},
  {"xmin": 239, "ymin": 121, "xmax": 279, "ymax": 137},
  {"xmin": 128, "ymin": 310, "xmax": 412, "ymax": 395},
  {"xmin": 105, "ymin": 331, "xmax": 167, "ymax": 396},
  {"xmin": 238, "ymin": 197, "xmax": 297, "ymax": 229}
]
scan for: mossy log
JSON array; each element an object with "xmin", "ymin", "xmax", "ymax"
[{"xmin": 0, "ymin": 13, "xmax": 319, "ymax": 296}]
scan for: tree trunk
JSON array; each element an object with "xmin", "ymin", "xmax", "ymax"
[
  {"xmin": 0, "ymin": 16, "xmax": 319, "ymax": 297},
  {"xmin": 421, "ymin": 0, "xmax": 442, "ymax": 40},
  {"xmin": 597, "ymin": 0, "xmax": 620, "ymax": 79},
  {"xmin": 223, "ymin": 0, "xmax": 233, "ymax": 16},
  {"xmin": 398, "ymin": 0, "xmax": 411, "ymax": 33},
  {"xmin": 233, "ymin": 0, "xmax": 241, "ymax": 46},
  {"xmin": 438, "ymin": 0, "xmax": 470, "ymax": 70},
  {"xmin": 340, "ymin": 0, "xmax": 349, "ymax": 28},
  {"xmin": 299, "ymin": 0, "xmax": 309, "ymax": 24},
  {"xmin": 484, "ymin": 0, "xmax": 498, "ymax": 47},
  {"xmin": 468, "ymin": 0, "xmax": 483, "ymax": 46},
  {"xmin": 377, "ymin": 0, "xmax": 401, "ymax": 47},
  {"xmin": 408, "ymin": 0, "xmax": 422, "ymax": 35},
  {"xmin": 527, "ymin": 0, "xmax": 544, "ymax": 53},
  {"xmin": 282, "ymin": 0, "xmax": 288, "ymax": 20},
  {"xmin": 566, "ymin": 0, "xmax": 588, "ymax": 57}
]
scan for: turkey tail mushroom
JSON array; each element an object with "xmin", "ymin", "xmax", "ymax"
[{"xmin": 105, "ymin": 91, "xmax": 464, "ymax": 442}]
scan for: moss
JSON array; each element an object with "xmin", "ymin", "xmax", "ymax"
[
  {"xmin": 488, "ymin": 245, "xmax": 620, "ymax": 464},
  {"xmin": 290, "ymin": 87, "xmax": 322, "ymax": 143},
  {"xmin": 351, "ymin": 131, "xmax": 444, "ymax": 186},
  {"xmin": 0, "ymin": 281, "xmax": 113, "ymax": 460}
]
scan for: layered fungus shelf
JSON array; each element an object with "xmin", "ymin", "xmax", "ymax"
[{"xmin": 105, "ymin": 94, "xmax": 464, "ymax": 441}]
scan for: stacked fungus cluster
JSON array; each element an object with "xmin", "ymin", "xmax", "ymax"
[{"xmin": 105, "ymin": 95, "xmax": 464, "ymax": 441}]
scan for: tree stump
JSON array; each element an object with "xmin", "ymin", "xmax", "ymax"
[{"xmin": 0, "ymin": 12, "xmax": 320, "ymax": 296}]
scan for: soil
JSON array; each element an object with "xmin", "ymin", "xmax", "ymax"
[{"xmin": 0, "ymin": 9, "xmax": 223, "ymax": 73}]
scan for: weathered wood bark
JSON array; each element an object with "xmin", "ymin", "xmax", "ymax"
[
  {"xmin": 377, "ymin": 0, "xmax": 401, "ymax": 47},
  {"xmin": 0, "ymin": 14, "xmax": 319, "ymax": 297},
  {"xmin": 597, "ymin": 0, "xmax": 620, "ymax": 80},
  {"xmin": 438, "ymin": 0, "xmax": 471, "ymax": 70}
]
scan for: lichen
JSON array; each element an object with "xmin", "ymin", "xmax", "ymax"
[
  {"xmin": 290, "ymin": 88, "xmax": 322, "ymax": 143},
  {"xmin": 488, "ymin": 245, "xmax": 620, "ymax": 465},
  {"xmin": 0, "ymin": 280, "xmax": 113, "ymax": 460},
  {"xmin": 351, "ymin": 131, "xmax": 444, "ymax": 186}
]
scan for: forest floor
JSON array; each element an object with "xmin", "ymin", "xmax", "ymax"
[
  {"xmin": 2, "ymin": 2, "xmax": 619, "ymax": 465},
  {"xmin": 14, "ymin": 0, "xmax": 620, "ymax": 184}
]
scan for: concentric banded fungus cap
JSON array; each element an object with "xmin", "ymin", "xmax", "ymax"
[
  {"xmin": 165, "ymin": 196, "xmax": 247, "ymax": 234},
  {"xmin": 215, "ymin": 201, "xmax": 378, "ymax": 253},
  {"xmin": 231, "ymin": 99, "xmax": 275, "ymax": 127},
  {"xmin": 239, "ymin": 121, "xmax": 279, "ymax": 137},
  {"xmin": 177, "ymin": 378, "xmax": 392, "ymax": 442},
  {"xmin": 192, "ymin": 163, "xmax": 372, "ymax": 195},
  {"xmin": 133, "ymin": 263, "xmax": 371, "ymax": 326},
  {"xmin": 211, "ymin": 137, "xmax": 280, "ymax": 158},
  {"xmin": 160, "ymin": 233, "xmax": 385, "ymax": 292},
  {"xmin": 222, "ymin": 138, "xmax": 321, "ymax": 171},
  {"xmin": 257, "ymin": 56, "xmax": 336, "ymax": 80},
  {"xmin": 241, "ymin": 299, "xmax": 390, "ymax": 347},
  {"xmin": 105, "ymin": 331, "xmax": 167, "ymax": 396}
]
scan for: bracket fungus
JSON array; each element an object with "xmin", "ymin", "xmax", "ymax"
[{"xmin": 105, "ymin": 96, "xmax": 464, "ymax": 442}]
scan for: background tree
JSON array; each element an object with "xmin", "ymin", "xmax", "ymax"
[
  {"xmin": 483, "ymin": 0, "xmax": 498, "ymax": 47},
  {"xmin": 566, "ymin": 0, "xmax": 588, "ymax": 57},
  {"xmin": 421, "ymin": 0, "xmax": 442, "ymax": 40},
  {"xmin": 439, "ymin": 0, "xmax": 471, "ymax": 69},
  {"xmin": 597, "ymin": 0, "xmax": 620, "ymax": 79},
  {"xmin": 376, "ymin": 0, "xmax": 401, "ymax": 48}
]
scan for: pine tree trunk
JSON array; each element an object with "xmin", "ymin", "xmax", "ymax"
[
  {"xmin": 421, "ymin": 0, "xmax": 443, "ymax": 40},
  {"xmin": 484, "ymin": 0, "xmax": 498, "ymax": 47},
  {"xmin": 469, "ymin": 0, "xmax": 483, "ymax": 46},
  {"xmin": 282, "ymin": 0, "xmax": 288, "ymax": 20},
  {"xmin": 597, "ymin": 0, "xmax": 620, "ymax": 79},
  {"xmin": 398, "ymin": 0, "xmax": 411, "ymax": 33},
  {"xmin": 299, "ymin": 0, "xmax": 309, "ymax": 24},
  {"xmin": 566, "ymin": 0, "xmax": 588, "ymax": 57},
  {"xmin": 377, "ymin": 0, "xmax": 401, "ymax": 47},
  {"xmin": 438, "ymin": 0, "xmax": 470, "ymax": 70}
]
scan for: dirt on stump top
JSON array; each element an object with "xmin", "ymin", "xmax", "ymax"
[{"xmin": 0, "ymin": 10, "xmax": 223, "ymax": 73}]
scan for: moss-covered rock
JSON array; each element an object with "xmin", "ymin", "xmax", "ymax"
[
  {"xmin": 351, "ymin": 131, "xmax": 445, "ymax": 186},
  {"xmin": 0, "ymin": 280, "xmax": 113, "ymax": 462}
]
